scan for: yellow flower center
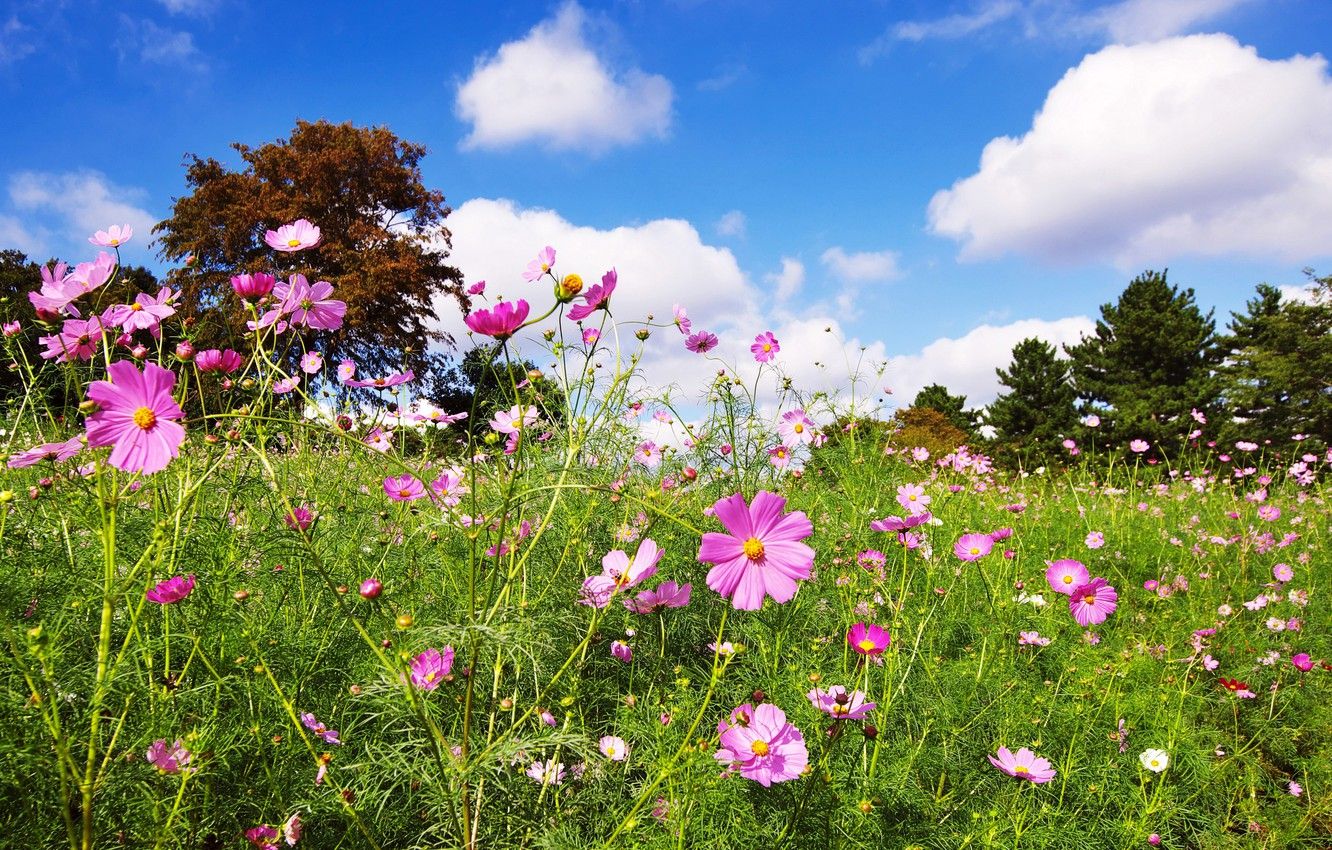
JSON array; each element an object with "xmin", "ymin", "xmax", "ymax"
[
  {"xmin": 750, "ymin": 740, "xmax": 769, "ymax": 757},
  {"xmin": 832, "ymin": 704, "xmax": 848, "ymax": 715},
  {"xmin": 970, "ymin": 547, "xmax": 981, "ymax": 556},
  {"xmin": 1083, "ymin": 593, "xmax": 1097, "ymax": 604},
  {"xmin": 288, "ymin": 238, "xmax": 301, "ymax": 248},
  {"xmin": 857, "ymin": 639, "xmax": 877, "ymax": 652},
  {"xmin": 1014, "ymin": 765, "xmax": 1029, "ymax": 774},
  {"xmin": 109, "ymin": 239, "xmax": 120, "ymax": 246},
  {"xmin": 130, "ymin": 303, "xmax": 143, "ymax": 311},
  {"xmin": 1062, "ymin": 575, "xmax": 1074, "ymax": 584},
  {"xmin": 133, "ymin": 407, "xmax": 157, "ymax": 430},
  {"xmin": 301, "ymin": 298, "xmax": 314, "ymax": 310},
  {"xmin": 763, "ymin": 343, "xmax": 771, "ymax": 352},
  {"xmin": 743, "ymin": 537, "xmax": 765, "ymax": 560},
  {"xmin": 1150, "ymin": 759, "xmax": 1160, "ymax": 768},
  {"xmin": 793, "ymin": 423, "xmax": 804, "ymax": 433},
  {"xmin": 424, "ymin": 672, "xmax": 436, "ymax": 683}
]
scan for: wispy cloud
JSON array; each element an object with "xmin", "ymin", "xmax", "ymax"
[
  {"xmin": 117, "ymin": 17, "xmax": 207, "ymax": 72},
  {"xmin": 0, "ymin": 15, "xmax": 37, "ymax": 67}
]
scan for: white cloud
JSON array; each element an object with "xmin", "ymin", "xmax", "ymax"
[
  {"xmin": 697, "ymin": 64, "xmax": 747, "ymax": 92},
  {"xmin": 1278, "ymin": 283, "xmax": 1321, "ymax": 305},
  {"xmin": 455, "ymin": 2, "xmax": 673, "ymax": 153},
  {"xmin": 0, "ymin": 214, "xmax": 46, "ymax": 257},
  {"xmin": 896, "ymin": 0, "xmax": 1020, "ymax": 42},
  {"xmin": 764, "ymin": 257, "xmax": 805, "ymax": 303},
  {"xmin": 1082, "ymin": 0, "xmax": 1254, "ymax": 43},
  {"xmin": 0, "ymin": 15, "xmax": 36, "ymax": 66},
  {"xmin": 156, "ymin": 0, "xmax": 216, "ymax": 14},
  {"xmin": 886, "ymin": 316, "xmax": 1094, "ymax": 406},
  {"xmin": 117, "ymin": 18, "xmax": 206, "ymax": 70},
  {"xmin": 820, "ymin": 246, "xmax": 902, "ymax": 283},
  {"xmin": 928, "ymin": 35, "xmax": 1332, "ymax": 267},
  {"xmin": 8, "ymin": 170, "xmax": 158, "ymax": 257},
  {"xmin": 715, "ymin": 209, "xmax": 746, "ymax": 238}
]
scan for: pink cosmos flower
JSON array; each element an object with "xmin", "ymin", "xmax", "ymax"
[
  {"xmin": 272, "ymin": 376, "xmax": 299, "ymax": 394},
  {"xmin": 567, "ymin": 268, "xmax": 616, "ymax": 321},
  {"xmin": 769, "ymin": 445, "xmax": 791, "ymax": 468},
  {"xmin": 714, "ymin": 702, "xmax": 808, "ymax": 787},
  {"xmin": 85, "ymin": 360, "xmax": 186, "ymax": 475},
  {"xmin": 7, "ymin": 436, "xmax": 83, "ymax": 468},
  {"xmin": 989, "ymin": 746, "xmax": 1055, "ymax": 783},
  {"xmin": 465, "ymin": 299, "xmax": 530, "ymax": 340},
  {"xmin": 285, "ymin": 504, "xmax": 315, "ymax": 531},
  {"xmin": 89, "ymin": 224, "xmax": 133, "ymax": 248},
  {"xmin": 1219, "ymin": 677, "xmax": 1256, "ymax": 698},
  {"xmin": 430, "ymin": 468, "xmax": 467, "ymax": 507},
  {"xmin": 807, "ymin": 686, "xmax": 875, "ymax": 720},
  {"xmin": 581, "ymin": 538, "xmax": 663, "ymax": 608},
  {"xmin": 583, "ymin": 328, "xmax": 600, "ymax": 345},
  {"xmin": 634, "ymin": 441, "xmax": 661, "ymax": 469},
  {"xmin": 1069, "ymin": 577, "xmax": 1118, "ymax": 627},
  {"xmin": 847, "ymin": 622, "xmax": 891, "ymax": 655},
  {"xmin": 611, "ymin": 640, "xmax": 633, "ymax": 662},
  {"xmin": 685, "ymin": 331, "xmax": 719, "ymax": 354},
  {"xmin": 1273, "ymin": 563, "xmax": 1293, "ymax": 582},
  {"xmin": 897, "ymin": 483, "xmax": 931, "ymax": 515},
  {"xmin": 337, "ymin": 360, "xmax": 357, "ymax": 382},
  {"xmin": 273, "ymin": 275, "xmax": 345, "ymax": 330},
  {"xmin": 954, "ymin": 533, "xmax": 994, "ymax": 561},
  {"xmin": 467, "ymin": 280, "xmax": 486, "ymax": 295},
  {"xmin": 751, "ymin": 331, "xmax": 780, "ymax": 363},
  {"xmin": 526, "ymin": 759, "xmax": 566, "ymax": 785},
  {"xmin": 282, "ymin": 814, "xmax": 301, "ymax": 846},
  {"xmin": 246, "ymin": 825, "xmax": 279, "ymax": 850},
  {"xmin": 1257, "ymin": 504, "xmax": 1280, "ymax": 522},
  {"xmin": 1085, "ymin": 531, "xmax": 1105, "ymax": 549},
  {"xmin": 265, "ymin": 219, "xmax": 321, "ymax": 252},
  {"xmin": 599, "ymin": 735, "xmax": 629, "ymax": 761},
  {"xmin": 300, "ymin": 711, "xmax": 342, "ymax": 745},
  {"xmin": 1045, "ymin": 559, "xmax": 1090, "ymax": 596},
  {"xmin": 869, "ymin": 513, "xmax": 931, "ymax": 533},
  {"xmin": 411, "ymin": 647, "xmax": 454, "ymax": 690},
  {"xmin": 1130, "ymin": 439, "xmax": 1150, "ymax": 453},
  {"xmin": 523, "ymin": 246, "xmax": 556, "ymax": 282},
  {"xmin": 624, "ymin": 581, "xmax": 692, "ymax": 613},
  {"xmin": 778, "ymin": 409, "xmax": 816, "ymax": 448},
  {"xmin": 231, "ymin": 272, "xmax": 276, "ymax": 300},
  {"xmin": 146, "ymin": 739, "xmax": 192, "ymax": 774},
  {"xmin": 105, "ymin": 288, "xmax": 177, "ymax": 335},
  {"xmin": 146, "ymin": 574, "xmax": 195, "ymax": 604},
  {"xmin": 1235, "ymin": 440, "xmax": 1258, "ymax": 451},
  {"xmin": 39, "ymin": 317, "xmax": 105, "ymax": 362},
  {"xmin": 1018, "ymin": 631, "xmax": 1051, "ymax": 647},
  {"xmin": 672, "ymin": 304, "xmax": 692, "ymax": 335},
  {"xmin": 2, "ymin": 320, "xmax": 19, "ymax": 336},
  {"xmin": 300, "ymin": 352, "xmax": 323, "ymax": 374},
  {"xmin": 696, "ymin": 491, "xmax": 815, "ymax": 611},
  {"xmin": 489, "ymin": 405, "xmax": 537, "ymax": 435},
  {"xmin": 1292, "ymin": 653, "xmax": 1313, "ymax": 672},
  {"xmin": 345, "ymin": 370, "xmax": 415, "ymax": 390},
  {"xmin": 384, "ymin": 474, "xmax": 427, "ymax": 502},
  {"xmin": 195, "ymin": 348, "xmax": 243, "ymax": 374}
]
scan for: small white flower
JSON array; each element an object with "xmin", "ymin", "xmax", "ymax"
[{"xmin": 1139, "ymin": 749, "xmax": 1169, "ymax": 773}]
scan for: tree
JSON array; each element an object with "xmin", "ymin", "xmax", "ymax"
[
  {"xmin": 911, "ymin": 383, "xmax": 980, "ymax": 437},
  {"xmin": 1218, "ymin": 277, "xmax": 1332, "ymax": 446},
  {"xmin": 1065, "ymin": 270, "xmax": 1222, "ymax": 451},
  {"xmin": 154, "ymin": 119, "xmax": 466, "ymax": 398},
  {"xmin": 889, "ymin": 407, "xmax": 969, "ymax": 459},
  {"xmin": 986, "ymin": 337, "xmax": 1078, "ymax": 465},
  {"xmin": 433, "ymin": 343, "xmax": 567, "ymax": 439}
]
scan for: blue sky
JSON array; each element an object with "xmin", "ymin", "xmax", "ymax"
[{"xmin": 3, "ymin": 0, "xmax": 1331, "ymax": 407}]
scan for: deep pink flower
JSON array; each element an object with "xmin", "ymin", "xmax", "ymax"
[
  {"xmin": 988, "ymin": 746, "xmax": 1056, "ymax": 783},
  {"xmin": 1292, "ymin": 653, "xmax": 1313, "ymax": 672},
  {"xmin": 567, "ymin": 268, "xmax": 616, "ymax": 321},
  {"xmin": 265, "ymin": 219, "xmax": 321, "ymax": 252},
  {"xmin": 953, "ymin": 533, "xmax": 994, "ymax": 561},
  {"xmin": 685, "ymin": 331, "xmax": 718, "ymax": 353},
  {"xmin": 697, "ymin": 491, "xmax": 814, "ymax": 611},
  {"xmin": 714, "ymin": 702, "xmax": 808, "ymax": 786},
  {"xmin": 611, "ymin": 640, "xmax": 633, "ymax": 662},
  {"xmin": 39, "ymin": 317, "xmax": 104, "ymax": 362},
  {"xmin": 146, "ymin": 739, "xmax": 192, "ymax": 774},
  {"xmin": 85, "ymin": 360, "xmax": 186, "ymax": 475},
  {"xmin": 465, "ymin": 299, "xmax": 530, "ymax": 340},
  {"xmin": 1045, "ymin": 559, "xmax": 1090, "ymax": 596},
  {"xmin": 273, "ymin": 275, "xmax": 345, "ymax": 330},
  {"xmin": 345, "ymin": 370, "xmax": 415, "ymax": 390},
  {"xmin": 769, "ymin": 445, "xmax": 791, "ymax": 468},
  {"xmin": 751, "ymin": 331, "xmax": 780, "ymax": 363},
  {"xmin": 245, "ymin": 824, "xmax": 279, "ymax": 850},
  {"xmin": 7, "ymin": 436, "xmax": 83, "ymax": 468},
  {"xmin": 411, "ymin": 647, "xmax": 454, "ymax": 690},
  {"xmin": 523, "ymin": 246, "xmax": 556, "ymax": 282},
  {"xmin": 359, "ymin": 577, "xmax": 382, "ymax": 599},
  {"xmin": 146, "ymin": 574, "xmax": 195, "ymax": 604},
  {"xmin": 231, "ymin": 272, "xmax": 276, "ymax": 300},
  {"xmin": 847, "ymin": 622, "xmax": 891, "ymax": 655},
  {"xmin": 467, "ymin": 280, "xmax": 486, "ymax": 295},
  {"xmin": 807, "ymin": 686, "xmax": 875, "ymax": 720},
  {"xmin": 1069, "ymin": 577, "xmax": 1118, "ymax": 627},
  {"xmin": 300, "ymin": 711, "xmax": 342, "ymax": 745},
  {"xmin": 869, "ymin": 513, "xmax": 931, "ymax": 533},
  {"xmin": 384, "ymin": 474, "xmax": 427, "ymax": 502},
  {"xmin": 624, "ymin": 581, "xmax": 692, "ymax": 613},
  {"xmin": 89, "ymin": 224, "xmax": 133, "ymax": 248},
  {"xmin": 285, "ymin": 503, "xmax": 315, "ymax": 531},
  {"xmin": 194, "ymin": 348, "xmax": 243, "ymax": 374}
]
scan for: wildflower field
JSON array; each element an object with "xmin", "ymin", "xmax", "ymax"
[{"xmin": 1, "ymin": 228, "xmax": 1328, "ymax": 850}]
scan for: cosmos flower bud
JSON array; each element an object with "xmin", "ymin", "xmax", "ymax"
[
  {"xmin": 359, "ymin": 578, "xmax": 382, "ymax": 599},
  {"xmin": 556, "ymin": 273, "xmax": 584, "ymax": 301}
]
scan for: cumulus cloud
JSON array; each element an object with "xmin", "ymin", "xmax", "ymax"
[
  {"xmin": 455, "ymin": 2, "xmax": 673, "ymax": 153},
  {"xmin": 764, "ymin": 257, "xmax": 805, "ymax": 303},
  {"xmin": 886, "ymin": 316, "xmax": 1094, "ymax": 406},
  {"xmin": 0, "ymin": 214, "xmax": 45, "ymax": 257},
  {"xmin": 928, "ymin": 34, "xmax": 1332, "ymax": 267},
  {"xmin": 8, "ymin": 170, "xmax": 158, "ymax": 258},
  {"xmin": 820, "ymin": 246, "xmax": 902, "ymax": 283},
  {"xmin": 1080, "ymin": 0, "xmax": 1254, "ymax": 43}
]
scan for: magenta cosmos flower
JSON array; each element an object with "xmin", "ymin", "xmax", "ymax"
[
  {"xmin": 7, "ymin": 436, "xmax": 83, "ymax": 468},
  {"xmin": 869, "ymin": 512, "xmax": 931, "ymax": 533},
  {"xmin": 231, "ymin": 272, "xmax": 276, "ymax": 301},
  {"xmin": 274, "ymin": 275, "xmax": 346, "ymax": 330},
  {"xmin": 685, "ymin": 331, "xmax": 719, "ymax": 354},
  {"xmin": 624, "ymin": 581, "xmax": 691, "ymax": 613},
  {"xmin": 847, "ymin": 622, "xmax": 891, "ymax": 655},
  {"xmin": 85, "ymin": 360, "xmax": 186, "ymax": 475},
  {"xmin": 807, "ymin": 686, "xmax": 876, "ymax": 720},
  {"xmin": 465, "ymin": 299, "xmax": 530, "ymax": 340},
  {"xmin": 567, "ymin": 268, "xmax": 616, "ymax": 321},
  {"xmin": 697, "ymin": 491, "xmax": 815, "ymax": 611},
  {"xmin": 1069, "ymin": 577, "xmax": 1118, "ymax": 627},
  {"xmin": 1292, "ymin": 653, "xmax": 1313, "ymax": 672},
  {"xmin": 954, "ymin": 533, "xmax": 994, "ymax": 561},
  {"xmin": 714, "ymin": 703, "xmax": 808, "ymax": 787},
  {"xmin": 345, "ymin": 370, "xmax": 415, "ymax": 390},
  {"xmin": 265, "ymin": 219, "xmax": 321, "ymax": 252},
  {"xmin": 300, "ymin": 712, "xmax": 342, "ymax": 745},
  {"xmin": 523, "ymin": 246, "xmax": 556, "ymax": 282},
  {"xmin": 89, "ymin": 224, "xmax": 133, "ymax": 248},
  {"xmin": 580, "ymin": 538, "xmax": 663, "ymax": 608},
  {"xmin": 384, "ymin": 474, "xmax": 427, "ymax": 502},
  {"xmin": 146, "ymin": 574, "xmax": 195, "ymax": 604},
  {"xmin": 751, "ymin": 331, "xmax": 780, "ymax": 363},
  {"xmin": 146, "ymin": 739, "xmax": 192, "ymax": 774},
  {"xmin": 39, "ymin": 317, "xmax": 104, "ymax": 363},
  {"xmin": 410, "ymin": 647, "xmax": 454, "ymax": 690},
  {"xmin": 988, "ymin": 746, "xmax": 1056, "ymax": 783},
  {"xmin": 194, "ymin": 348, "xmax": 243, "ymax": 374},
  {"xmin": 1045, "ymin": 559, "xmax": 1090, "ymax": 596}
]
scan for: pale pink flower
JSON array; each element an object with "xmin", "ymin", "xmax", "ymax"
[
  {"xmin": 265, "ymin": 219, "xmax": 321, "ymax": 252},
  {"xmin": 89, "ymin": 224, "xmax": 133, "ymax": 247}
]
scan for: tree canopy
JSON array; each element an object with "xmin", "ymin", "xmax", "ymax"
[
  {"xmin": 911, "ymin": 383, "xmax": 980, "ymax": 437},
  {"xmin": 154, "ymin": 119, "xmax": 466, "ymax": 398},
  {"xmin": 986, "ymin": 337, "xmax": 1078, "ymax": 465}
]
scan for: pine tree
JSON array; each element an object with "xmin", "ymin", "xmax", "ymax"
[
  {"xmin": 1064, "ymin": 270, "xmax": 1222, "ymax": 452},
  {"xmin": 1219, "ymin": 277, "xmax": 1332, "ymax": 447},
  {"xmin": 986, "ymin": 337, "xmax": 1078, "ymax": 465},
  {"xmin": 911, "ymin": 383, "xmax": 980, "ymax": 437}
]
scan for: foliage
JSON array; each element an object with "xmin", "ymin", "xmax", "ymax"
[
  {"xmin": 911, "ymin": 383, "xmax": 980, "ymax": 436},
  {"xmin": 153, "ymin": 119, "xmax": 466, "ymax": 398},
  {"xmin": 986, "ymin": 337, "xmax": 1079, "ymax": 467},
  {"xmin": 888, "ymin": 406, "xmax": 970, "ymax": 459},
  {"xmin": 1065, "ymin": 270, "xmax": 1222, "ymax": 454}
]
